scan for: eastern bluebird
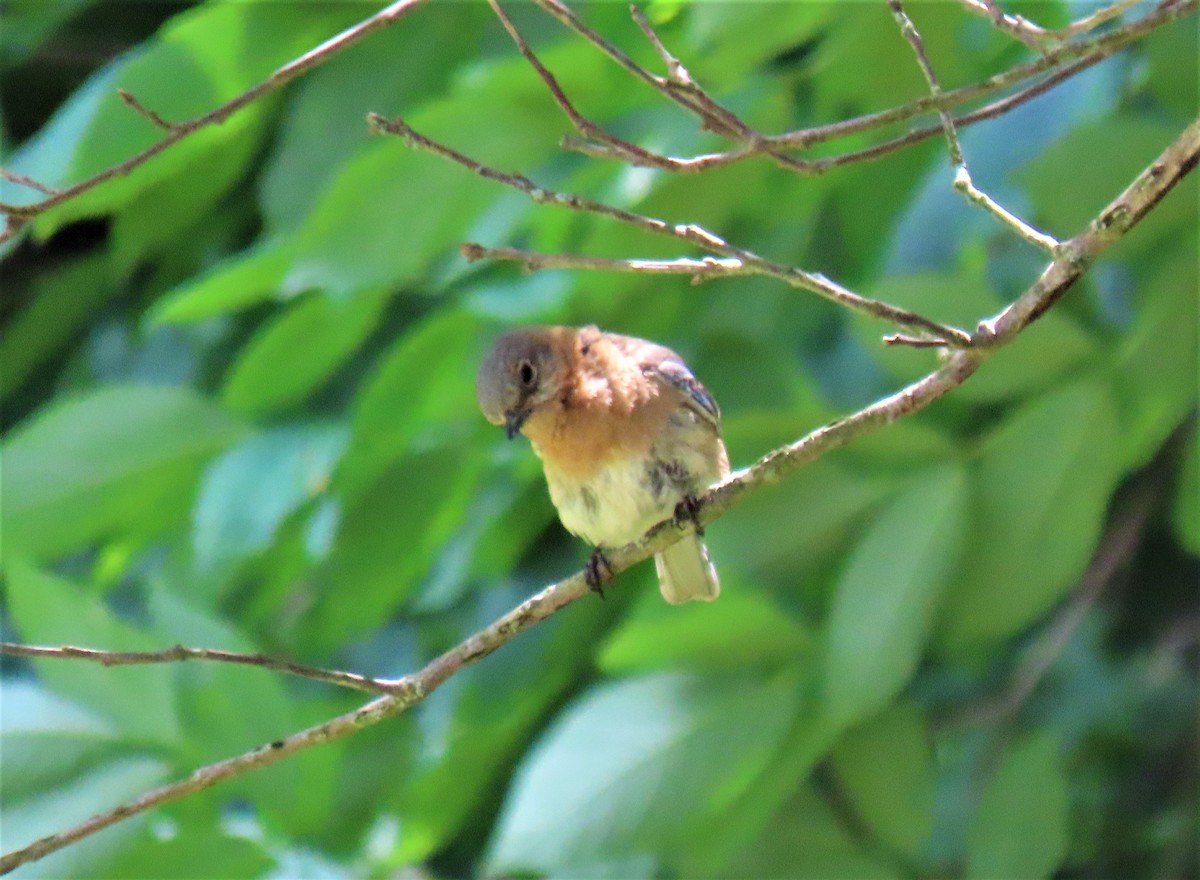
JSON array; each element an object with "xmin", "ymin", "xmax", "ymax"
[{"xmin": 476, "ymin": 325, "xmax": 730, "ymax": 603}]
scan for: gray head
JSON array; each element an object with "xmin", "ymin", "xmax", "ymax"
[{"xmin": 476, "ymin": 327, "xmax": 572, "ymax": 439}]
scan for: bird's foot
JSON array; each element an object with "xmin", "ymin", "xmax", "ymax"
[
  {"xmin": 674, "ymin": 494, "xmax": 705, "ymax": 537},
  {"xmin": 585, "ymin": 548, "xmax": 614, "ymax": 598}
]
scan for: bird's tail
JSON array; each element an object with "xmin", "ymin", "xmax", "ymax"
[{"xmin": 655, "ymin": 534, "xmax": 720, "ymax": 604}]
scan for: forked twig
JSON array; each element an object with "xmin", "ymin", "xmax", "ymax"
[
  {"xmin": 888, "ymin": 0, "xmax": 1061, "ymax": 252},
  {"xmin": 369, "ymin": 112, "xmax": 973, "ymax": 346}
]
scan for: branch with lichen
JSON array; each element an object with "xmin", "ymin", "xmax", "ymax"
[{"xmin": 2, "ymin": 115, "xmax": 1195, "ymax": 877}]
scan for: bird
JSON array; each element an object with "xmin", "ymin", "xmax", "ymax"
[{"xmin": 476, "ymin": 325, "xmax": 729, "ymax": 603}]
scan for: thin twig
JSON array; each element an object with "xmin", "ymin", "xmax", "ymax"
[
  {"xmin": 960, "ymin": 0, "xmax": 1143, "ymax": 49},
  {"xmin": 0, "ymin": 643, "xmax": 401, "ymax": 696},
  {"xmin": 117, "ymin": 89, "xmax": 176, "ymax": 132},
  {"xmin": 530, "ymin": 0, "xmax": 814, "ymax": 174},
  {"xmin": 462, "ymin": 242, "xmax": 747, "ymax": 280},
  {"xmin": 487, "ymin": 0, "xmax": 678, "ymax": 170},
  {"xmin": 528, "ymin": 0, "xmax": 1193, "ymax": 172},
  {"xmin": 0, "ymin": 169, "xmax": 60, "ymax": 196},
  {"xmin": 818, "ymin": 54, "xmax": 1101, "ymax": 171},
  {"xmin": 0, "ymin": 0, "xmax": 432, "ymax": 245},
  {"xmin": 889, "ymin": 0, "xmax": 1061, "ymax": 252},
  {"xmin": 370, "ymin": 113, "xmax": 974, "ymax": 346},
  {"xmin": 2, "ymin": 117, "xmax": 1194, "ymax": 876},
  {"xmin": 629, "ymin": 4, "xmax": 690, "ymax": 85}
]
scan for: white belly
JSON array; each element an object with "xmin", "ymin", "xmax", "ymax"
[{"xmin": 542, "ymin": 455, "xmax": 674, "ymax": 548}]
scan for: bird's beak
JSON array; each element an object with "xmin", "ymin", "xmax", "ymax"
[{"xmin": 504, "ymin": 408, "xmax": 530, "ymax": 440}]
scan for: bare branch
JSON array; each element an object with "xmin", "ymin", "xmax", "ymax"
[
  {"xmin": 460, "ymin": 242, "xmax": 743, "ymax": 281},
  {"xmin": 0, "ymin": 643, "xmax": 401, "ymax": 696},
  {"xmin": 369, "ymin": 113, "xmax": 974, "ymax": 346},
  {"xmin": 0, "ymin": 0, "xmax": 432, "ymax": 246},
  {"xmin": 667, "ymin": 1, "xmax": 1193, "ymax": 171},
  {"xmin": 117, "ymin": 89, "xmax": 176, "ymax": 132},
  {"xmin": 629, "ymin": 4, "xmax": 690, "ymax": 85},
  {"xmin": 486, "ymin": 0, "xmax": 678, "ymax": 170},
  {"xmin": 530, "ymin": 0, "xmax": 817, "ymax": 175},
  {"xmin": 889, "ymin": 0, "xmax": 1060, "ymax": 252},
  {"xmin": 960, "ymin": 0, "xmax": 1144, "ymax": 49},
  {"xmin": 0, "ymin": 169, "xmax": 60, "ymax": 196}
]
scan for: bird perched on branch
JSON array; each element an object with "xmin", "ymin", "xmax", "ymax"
[{"xmin": 477, "ymin": 325, "xmax": 729, "ymax": 603}]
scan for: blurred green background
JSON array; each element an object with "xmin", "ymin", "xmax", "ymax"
[{"xmin": 1, "ymin": 1, "xmax": 1197, "ymax": 877}]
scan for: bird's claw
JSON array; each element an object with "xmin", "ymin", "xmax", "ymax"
[
  {"xmin": 674, "ymin": 494, "xmax": 704, "ymax": 537},
  {"xmin": 585, "ymin": 548, "xmax": 614, "ymax": 598}
]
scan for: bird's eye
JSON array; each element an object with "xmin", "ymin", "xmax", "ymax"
[{"xmin": 517, "ymin": 360, "xmax": 537, "ymax": 389}]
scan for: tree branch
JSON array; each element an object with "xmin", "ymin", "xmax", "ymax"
[
  {"xmin": 0, "ymin": 643, "xmax": 401, "ymax": 696},
  {"xmin": 368, "ymin": 113, "xmax": 974, "ymax": 346},
  {"xmin": 0, "ymin": 0, "xmax": 432, "ymax": 245},
  {"xmin": 3, "ymin": 115, "xmax": 1195, "ymax": 876},
  {"xmin": 522, "ymin": 0, "xmax": 1193, "ymax": 173},
  {"xmin": 960, "ymin": 0, "xmax": 1144, "ymax": 50},
  {"xmin": 888, "ymin": 0, "xmax": 1061, "ymax": 252}
]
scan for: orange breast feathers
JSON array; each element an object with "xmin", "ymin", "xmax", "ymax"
[{"xmin": 519, "ymin": 332, "xmax": 675, "ymax": 480}]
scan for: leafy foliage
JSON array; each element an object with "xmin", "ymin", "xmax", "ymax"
[{"xmin": 1, "ymin": 2, "xmax": 1196, "ymax": 878}]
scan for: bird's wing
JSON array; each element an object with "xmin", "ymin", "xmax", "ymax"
[
  {"xmin": 601, "ymin": 331, "xmax": 721, "ymax": 427},
  {"xmin": 648, "ymin": 356, "xmax": 721, "ymax": 427}
]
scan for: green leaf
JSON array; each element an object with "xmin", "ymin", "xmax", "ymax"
[
  {"xmin": 395, "ymin": 587, "xmax": 613, "ymax": 862},
  {"xmin": 1110, "ymin": 246, "xmax": 1198, "ymax": 469},
  {"xmin": 966, "ymin": 732, "xmax": 1069, "ymax": 879},
  {"xmin": 0, "ymin": 681, "xmax": 122, "ymax": 802},
  {"xmin": 258, "ymin": 5, "xmax": 487, "ymax": 232},
  {"xmin": 339, "ymin": 309, "xmax": 484, "ymax": 498},
  {"xmin": 599, "ymin": 583, "xmax": 815, "ymax": 674},
  {"xmin": 486, "ymin": 670, "xmax": 802, "ymax": 877},
  {"xmin": 822, "ymin": 465, "xmax": 968, "ymax": 730},
  {"xmin": 2, "ymin": 384, "xmax": 245, "ymax": 560},
  {"xmin": 192, "ymin": 422, "xmax": 349, "ymax": 572},
  {"xmin": 307, "ymin": 447, "xmax": 485, "ymax": 650},
  {"xmin": 0, "ymin": 757, "xmax": 168, "ymax": 880},
  {"xmin": 708, "ymin": 447, "xmax": 896, "ymax": 592},
  {"xmin": 221, "ymin": 289, "xmax": 389, "ymax": 418},
  {"xmin": 939, "ymin": 378, "xmax": 1121, "ymax": 651},
  {"xmin": 720, "ymin": 785, "xmax": 902, "ymax": 880},
  {"xmin": 3, "ymin": 561, "xmax": 181, "ymax": 742},
  {"xmin": 282, "ymin": 42, "xmax": 618, "ymax": 297},
  {"xmin": 1145, "ymin": 15, "xmax": 1199, "ymax": 120},
  {"xmin": 146, "ymin": 243, "xmax": 293, "ymax": 326},
  {"xmin": 142, "ymin": 588, "xmax": 328, "ymax": 835},
  {"xmin": 0, "ymin": 0, "xmax": 96, "ymax": 67},
  {"xmin": 9, "ymin": 3, "xmax": 360, "ymax": 238},
  {"xmin": 831, "ymin": 704, "xmax": 936, "ymax": 859},
  {"xmin": 101, "ymin": 824, "xmax": 273, "ymax": 880},
  {"xmin": 1015, "ymin": 117, "xmax": 1185, "ymax": 244}
]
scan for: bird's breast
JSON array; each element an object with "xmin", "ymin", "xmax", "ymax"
[{"xmin": 540, "ymin": 452, "xmax": 675, "ymax": 548}]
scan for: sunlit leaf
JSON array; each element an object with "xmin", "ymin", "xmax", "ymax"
[{"xmin": 486, "ymin": 670, "xmax": 802, "ymax": 876}]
